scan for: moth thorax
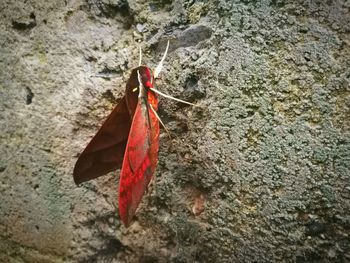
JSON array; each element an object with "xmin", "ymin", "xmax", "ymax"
[{"xmin": 140, "ymin": 67, "xmax": 154, "ymax": 89}]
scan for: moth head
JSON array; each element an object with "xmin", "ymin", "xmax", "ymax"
[
  {"xmin": 135, "ymin": 40, "xmax": 169, "ymax": 91},
  {"xmin": 138, "ymin": 66, "xmax": 154, "ymax": 89}
]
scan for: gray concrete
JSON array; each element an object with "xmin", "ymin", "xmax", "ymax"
[{"xmin": 0, "ymin": 0, "xmax": 349, "ymax": 262}]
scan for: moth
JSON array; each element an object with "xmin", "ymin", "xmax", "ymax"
[{"xmin": 73, "ymin": 42, "xmax": 195, "ymax": 227}]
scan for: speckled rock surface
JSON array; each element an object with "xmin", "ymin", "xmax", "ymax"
[{"xmin": 0, "ymin": 0, "xmax": 349, "ymax": 262}]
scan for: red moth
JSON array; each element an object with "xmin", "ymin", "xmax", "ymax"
[{"xmin": 73, "ymin": 42, "xmax": 194, "ymax": 227}]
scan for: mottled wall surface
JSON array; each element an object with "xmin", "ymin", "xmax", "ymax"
[{"xmin": 0, "ymin": 0, "xmax": 349, "ymax": 262}]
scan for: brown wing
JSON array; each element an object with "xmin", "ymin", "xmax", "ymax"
[{"xmin": 73, "ymin": 97, "xmax": 132, "ymax": 185}]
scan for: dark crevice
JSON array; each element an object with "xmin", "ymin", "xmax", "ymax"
[
  {"xmin": 95, "ymin": 67, "xmax": 121, "ymax": 80},
  {"xmin": 149, "ymin": 0, "xmax": 173, "ymax": 12},
  {"xmin": 101, "ymin": 89, "xmax": 117, "ymax": 104},
  {"xmin": 78, "ymin": 212, "xmax": 129, "ymax": 263},
  {"xmin": 12, "ymin": 13, "xmax": 37, "ymax": 31},
  {"xmin": 25, "ymin": 87, "xmax": 34, "ymax": 105},
  {"xmin": 99, "ymin": 68, "xmax": 118, "ymax": 74},
  {"xmin": 84, "ymin": 0, "xmax": 134, "ymax": 28},
  {"xmin": 12, "ymin": 20, "xmax": 37, "ymax": 30},
  {"xmin": 156, "ymin": 25, "xmax": 212, "ymax": 53},
  {"xmin": 82, "ymin": 237, "xmax": 127, "ymax": 263},
  {"xmin": 181, "ymin": 75, "xmax": 205, "ymax": 102}
]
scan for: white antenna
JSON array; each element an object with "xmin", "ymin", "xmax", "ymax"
[
  {"xmin": 150, "ymin": 88, "xmax": 199, "ymax": 107},
  {"xmin": 137, "ymin": 70, "xmax": 144, "ymax": 98},
  {"xmin": 138, "ymin": 45, "xmax": 142, "ymax": 66},
  {"xmin": 154, "ymin": 40, "xmax": 170, "ymax": 78}
]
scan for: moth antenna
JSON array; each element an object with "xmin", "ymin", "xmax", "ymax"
[
  {"xmin": 149, "ymin": 103, "xmax": 172, "ymax": 140},
  {"xmin": 154, "ymin": 40, "xmax": 170, "ymax": 79},
  {"xmin": 150, "ymin": 88, "xmax": 200, "ymax": 107},
  {"xmin": 138, "ymin": 46, "xmax": 142, "ymax": 66},
  {"xmin": 137, "ymin": 70, "xmax": 144, "ymax": 98}
]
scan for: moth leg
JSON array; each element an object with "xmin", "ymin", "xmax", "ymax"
[
  {"xmin": 147, "ymin": 169, "xmax": 158, "ymax": 196},
  {"xmin": 154, "ymin": 40, "xmax": 170, "ymax": 79},
  {"xmin": 149, "ymin": 103, "xmax": 171, "ymax": 140}
]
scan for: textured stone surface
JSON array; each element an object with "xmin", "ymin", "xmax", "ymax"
[{"xmin": 0, "ymin": 0, "xmax": 349, "ymax": 262}]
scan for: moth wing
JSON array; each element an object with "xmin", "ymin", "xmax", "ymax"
[
  {"xmin": 73, "ymin": 97, "xmax": 132, "ymax": 184},
  {"xmin": 118, "ymin": 96, "xmax": 159, "ymax": 227}
]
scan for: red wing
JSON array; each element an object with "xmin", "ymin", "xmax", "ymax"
[
  {"xmin": 73, "ymin": 97, "xmax": 132, "ymax": 185},
  {"xmin": 118, "ymin": 96, "xmax": 159, "ymax": 227}
]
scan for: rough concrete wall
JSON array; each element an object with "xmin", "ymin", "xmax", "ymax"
[{"xmin": 0, "ymin": 0, "xmax": 349, "ymax": 262}]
